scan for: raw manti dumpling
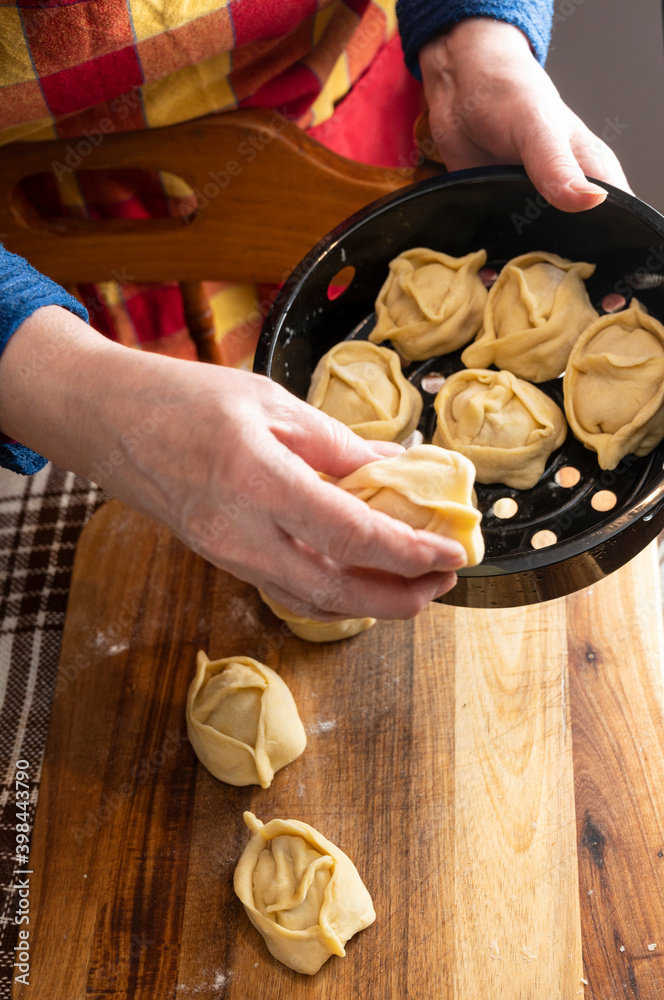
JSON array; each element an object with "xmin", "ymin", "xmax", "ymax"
[
  {"xmin": 369, "ymin": 247, "xmax": 488, "ymax": 361},
  {"xmin": 306, "ymin": 340, "xmax": 423, "ymax": 442},
  {"xmin": 461, "ymin": 251, "xmax": 598, "ymax": 382},
  {"xmin": 186, "ymin": 652, "xmax": 306, "ymax": 788},
  {"xmin": 335, "ymin": 444, "xmax": 484, "ymax": 566},
  {"xmin": 234, "ymin": 811, "xmax": 376, "ymax": 975},
  {"xmin": 433, "ymin": 369, "xmax": 567, "ymax": 489},
  {"xmin": 259, "ymin": 590, "xmax": 376, "ymax": 643},
  {"xmin": 563, "ymin": 300, "xmax": 664, "ymax": 469}
]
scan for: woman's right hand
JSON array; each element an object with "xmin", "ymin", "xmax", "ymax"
[{"xmin": 0, "ymin": 306, "xmax": 467, "ymax": 620}]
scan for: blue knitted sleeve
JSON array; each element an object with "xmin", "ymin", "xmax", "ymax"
[
  {"xmin": 397, "ymin": 0, "xmax": 554, "ymax": 79},
  {"xmin": 0, "ymin": 245, "xmax": 89, "ymax": 475}
]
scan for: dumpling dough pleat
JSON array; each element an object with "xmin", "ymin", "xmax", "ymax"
[
  {"xmin": 234, "ymin": 811, "xmax": 376, "ymax": 975},
  {"xmin": 186, "ymin": 652, "xmax": 306, "ymax": 788},
  {"xmin": 461, "ymin": 251, "xmax": 598, "ymax": 381},
  {"xmin": 306, "ymin": 341, "xmax": 423, "ymax": 442},
  {"xmin": 369, "ymin": 247, "xmax": 488, "ymax": 361},
  {"xmin": 259, "ymin": 591, "xmax": 376, "ymax": 643},
  {"xmin": 433, "ymin": 369, "xmax": 567, "ymax": 489},
  {"xmin": 563, "ymin": 300, "xmax": 664, "ymax": 469},
  {"xmin": 335, "ymin": 444, "xmax": 484, "ymax": 566}
]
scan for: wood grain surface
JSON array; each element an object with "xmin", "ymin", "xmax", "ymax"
[
  {"xmin": 12, "ymin": 499, "xmax": 664, "ymax": 1000},
  {"xmin": 0, "ymin": 110, "xmax": 423, "ymax": 287}
]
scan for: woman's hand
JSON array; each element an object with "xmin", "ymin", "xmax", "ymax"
[
  {"xmin": 419, "ymin": 18, "xmax": 630, "ymax": 212},
  {"xmin": 0, "ymin": 306, "xmax": 467, "ymax": 620}
]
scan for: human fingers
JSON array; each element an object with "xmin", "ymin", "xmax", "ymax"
[
  {"xmin": 435, "ymin": 109, "xmax": 611, "ymax": 214},
  {"xmin": 168, "ymin": 416, "xmax": 465, "ymax": 609},
  {"xmin": 425, "ymin": 73, "xmax": 611, "ymax": 212},
  {"xmin": 189, "ymin": 513, "xmax": 460, "ymax": 620},
  {"xmin": 257, "ymin": 398, "xmax": 470, "ymax": 577},
  {"xmin": 419, "ymin": 20, "xmax": 630, "ymax": 214},
  {"xmin": 192, "ymin": 416, "xmax": 468, "ymax": 580},
  {"xmin": 515, "ymin": 102, "xmax": 635, "ymax": 212},
  {"xmin": 252, "ymin": 385, "xmax": 470, "ymax": 583},
  {"xmin": 567, "ymin": 112, "xmax": 632, "ymax": 194},
  {"xmin": 259, "ymin": 379, "xmax": 405, "ymax": 477},
  {"xmin": 180, "ymin": 479, "xmax": 461, "ymax": 620},
  {"xmin": 519, "ymin": 128, "xmax": 608, "ymax": 212},
  {"xmin": 268, "ymin": 458, "xmax": 468, "ymax": 576},
  {"xmin": 261, "ymin": 573, "xmax": 456, "ymax": 622}
]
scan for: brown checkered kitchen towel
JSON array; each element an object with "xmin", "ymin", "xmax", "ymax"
[{"xmin": 0, "ymin": 464, "xmax": 105, "ymax": 996}]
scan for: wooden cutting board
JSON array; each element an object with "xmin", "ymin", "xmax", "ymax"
[{"xmin": 12, "ymin": 499, "xmax": 664, "ymax": 1000}]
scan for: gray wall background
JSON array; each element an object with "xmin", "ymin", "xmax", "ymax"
[{"xmin": 545, "ymin": 0, "xmax": 664, "ymax": 213}]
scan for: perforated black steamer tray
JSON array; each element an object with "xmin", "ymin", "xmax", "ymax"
[{"xmin": 254, "ymin": 166, "xmax": 664, "ymax": 608}]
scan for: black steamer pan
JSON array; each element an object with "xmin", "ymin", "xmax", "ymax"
[{"xmin": 254, "ymin": 167, "xmax": 664, "ymax": 608}]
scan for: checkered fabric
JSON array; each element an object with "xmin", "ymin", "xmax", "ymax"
[
  {"xmin": 1, "ymin": 0, "xmax": 423, "ymax": 364},
  {"xmin": 0, "ymin": 0, "xmax": 397, "ymax": 144},
  {"xmin": 0, "ymin": 464, "xmax": 106, "ymax": 997}
]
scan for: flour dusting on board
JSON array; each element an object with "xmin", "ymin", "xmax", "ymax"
[
  {"xmin": 224, "ymin": 594, "xmax": 260, "ymax": 630},
  {"xmin": 310, "ymin": 718, "xmax": 336, "ymax": 734},
  {"xmin": 85, "ymin": 628, "xmax": 129, "ymax": 657},
  {"xmin": 176, "ymin": 970, "xmax": 232, "ymax": 995}
]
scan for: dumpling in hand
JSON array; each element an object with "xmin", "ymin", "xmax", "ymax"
[
  {"xmin": 461, "ymin": 251, "xmax": 598, "ymax": 382},
  {"xmin": 335, "ymin": 443, "xmax": 484, "ymax": 566},
  {"xmin": 433, "ymin": 369, "xmax": 567, "ymax": 489},
  {"xmin": 234, "ymin": 811, "xmax": 376, "ymax": 975},
  {"xmin": 186, "ymin": 652, "xmax": 306, "ymax": 788},
  {"xmin": 259, "ymin": 590, "xmax": 376, "ymax": 643},
  {"xmin": 563, "ymin": 300, "xmax": 664, "ymax": 469},
  {"xmin": 369, "ymin": 247, "xmax": 488, "ymax": 361},
  {"xmin": 306, "ymin": 340, "xmax": 422, "ymax": 442}
]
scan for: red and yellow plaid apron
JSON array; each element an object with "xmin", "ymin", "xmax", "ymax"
[{"xmin": 0, "ymin": 0, "xmax": 421, "ymax": 364}]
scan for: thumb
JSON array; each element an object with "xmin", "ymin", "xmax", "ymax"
[
  {"xmin": 520, "ymin": 124, "xmax": 608, "ymax": 212},
  {"xmin": 273, "ymin": 402, "xmax": 404, "ymax": 478}
]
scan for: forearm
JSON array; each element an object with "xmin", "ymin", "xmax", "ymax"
[
  {"xmin": 0, "ymin": 245, "xmax": 91, "ymax": 473},
  {"xmin": 0, "ymin": 306, "xmax": 197, "ymax": 523},
  {"xmin": 0, "ymin": 306, "xmax": 121, "ymax": 478}
]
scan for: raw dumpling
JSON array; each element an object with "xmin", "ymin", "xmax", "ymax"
[
  {"xmin": 306, "ymin": 340, "xmax": 423, "ymax": 442},
  {"xmin": 259, "ymin": 590, "xmax": 376, "ymax": 643},
  {"xmin": 335, "ymin": 443, "xmax": 484, "ymax": 566},
  {"xmin": 461, "ymin": 251, "xmax": 598, "ymax": 382},
  {"xmin": 234, "ymin": 811, "xmax": 376, "ymax": 975},
  {"xmin": 563, "ymin": 300, "xmax": 664, "ymax": 469},
  {"xmin": 369, "ymin": 247, "xmax": 488, "ymax": 361},
  {"xmin": 186, "ymin": 652, "xmax": 306, "ymax": 788},
  {"xmin": 433, "ymin": 368, "xmax": 567, "ymax": 489}
]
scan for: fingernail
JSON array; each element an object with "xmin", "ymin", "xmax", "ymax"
[
  {"xmin": 367, "ymin": 441, "xmax": 403, "ymax": 458},
  {"xmin": 567, "ymin": 178, "xmax": 607, "ymax": 199}
]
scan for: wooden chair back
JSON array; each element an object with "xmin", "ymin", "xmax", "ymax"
[{"xmin": 0, "ymin": 110, "xmax": 434, "ymax": 361}]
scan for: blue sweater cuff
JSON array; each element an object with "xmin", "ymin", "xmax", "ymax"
[
  {"xmin": 397, "ymin": 0, "xmax": 554, "ymax": 79},
  {"xmin": 0, "ymin": 245, "xmax": 89, "ymax": 475}
]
